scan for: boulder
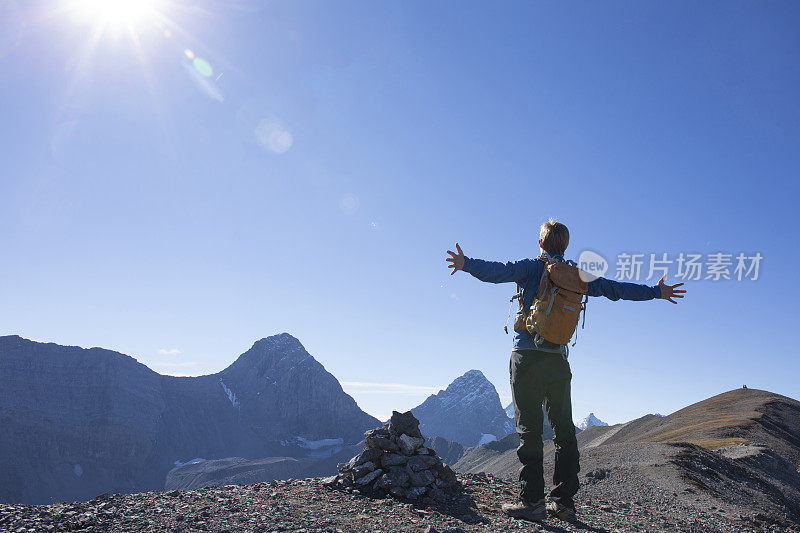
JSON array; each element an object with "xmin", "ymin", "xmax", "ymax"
[
  {"xmin": 406, "ymin": 486, "xmax": 428, "ymax": 500},
  {"xmin": 390, "ymin": 411, "xmax": 422, "ymax": 438},
  {"xmin": 355, "ymin": 468, "xmax": 383, "ymax": 486},
  {"xmin": 364, "ymin": 424, "xmax": 391, "ymax": 439},
  {"xmin": 387, "ymin": 467, "xmax": 410, "ymax": 486},
  {"xmin": 437, "ymin": 464, "xmax": 457, "ymax": 485},
  {"xmin": 398, "ymin": 434, "xmax": 425, "ymax": 455},
  {"xmin": 366, "ymin": 436, "xmax": 399, "ymax": 452},
  {"xmin": 352, "ymin": 462, "xmax": 376, "ymax": 479},
  {"xmin": 407, "ymin": 468, "xmax": 435, "ymax": 487},
  {"xmin": 347, "ymin": 448, "xmax": 382, "ymax": 468},
  {"xmin": 407, "ymin": 455, "xmax": 438, "ymax": 472},
  {"xmin": 380, "ymin": 453, "xmax": 408, "ymax": 468}
]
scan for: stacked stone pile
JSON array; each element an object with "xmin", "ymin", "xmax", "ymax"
[{"xmin": 325, "ymin": 411, "xmax": 461, "ymax": 502}]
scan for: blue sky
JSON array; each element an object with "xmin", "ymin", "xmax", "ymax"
[{"xmin": 1, "ymin": 1, "xmax": 798, "ymax": 423}]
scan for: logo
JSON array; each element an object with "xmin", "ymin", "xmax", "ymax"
[{"xmin": 577, "ymin": 250, "xmax": 608, "ymax": 282}]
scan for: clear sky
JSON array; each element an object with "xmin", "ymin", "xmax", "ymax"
[{"xmin": 2, "ymin": 1, "xmax": 799, "ymax": 423}]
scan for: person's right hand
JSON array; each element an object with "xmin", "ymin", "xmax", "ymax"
[{"xmin": 446, "ymin": 243, "xmax": 465, "ymax": 275}]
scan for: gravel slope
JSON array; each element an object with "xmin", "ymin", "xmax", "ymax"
[{"xmin": 2, "ymin": 471, "xmax": 798, "ymax": 532}]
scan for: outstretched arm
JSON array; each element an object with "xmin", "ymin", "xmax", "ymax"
[
  {"xmin": 587, "ymin": 274, "xmax": 686, "ymax": 303},
  {"xmin": 445, "ymin": 243, "xmax": 537, "ymax": 283}
]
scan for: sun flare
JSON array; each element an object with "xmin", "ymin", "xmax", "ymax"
[{"xmin": 68, "ymin": 0, "xmax": 163, "ymax": 27}]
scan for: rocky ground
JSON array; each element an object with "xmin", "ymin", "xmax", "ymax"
[{"xmin": 2, "ymin": 471, "xmax": 798, "ymax": 533}]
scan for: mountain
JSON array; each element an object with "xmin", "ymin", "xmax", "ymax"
[
  {"xmin": 452, "ymin": 388, "xmax": 800, "ymax": 526},
  {"xmin": 411, "ymin": 370, "xmax": 515, "ymax": 447},
  {"xmin": 504, "ymin": 402, "xmax": 515, "ymax": 419},
  {"xmin": 583, "ymin": 388, "xmax": 800, "ymax": 464},
  {"xmin": 0, "ymin": 334, "xmax": 379, "ymax": 504},
  {"xmin": 424, "ymin": 436, "xmax": 466, "ymax": 467},
  {"xmin": 455, "ymin": 388, "xmax": 800, "ymax": 480},
  {"xmin": 4, "ymin": 388, "xmax": 800, "ymax": 530},
  {"xmin": 576, "ymin": 412, "xmax": 608, "ymax": 431}
]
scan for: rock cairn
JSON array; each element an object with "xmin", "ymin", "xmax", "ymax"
[{"xmin": 325, "ymin": 411, "xmax": 461, "ymax": 502}]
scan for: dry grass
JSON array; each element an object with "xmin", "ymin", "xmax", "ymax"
[
  {"xmin": 643, "ymin": 415, "xmax": 758, "ymax": 443},
  {"xmin": 688, "ymin": 437, "xmax": 749, "ymax": 450}
]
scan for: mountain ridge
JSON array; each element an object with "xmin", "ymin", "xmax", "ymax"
[
  {"xmin": 0, "ymin": 334, "xmax": 379, "ymax": 504},
  {"xmin": 454, "ymin": 387, "xmax": 800, "ymax": 478}
]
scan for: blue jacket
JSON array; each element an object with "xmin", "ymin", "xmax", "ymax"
[{"xmin": 462, "ymin": 254, "xmax": 661, "ymax": 352}]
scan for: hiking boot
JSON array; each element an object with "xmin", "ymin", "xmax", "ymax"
[
  {"xmin": 501, "ymin": 497, "xmax": 547, "ymax": 521},
  {"xmin": 546, "ymin": 499, "xmax": 577, "ymax": 522}
]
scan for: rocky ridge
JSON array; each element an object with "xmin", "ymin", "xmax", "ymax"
[
  {"xmin": 2, "ymin": 471, "xmax": 797, "ymax": 532},
  {"xmin": 3, "ymin": 390, "xmax": 799, "ymax": 532}
]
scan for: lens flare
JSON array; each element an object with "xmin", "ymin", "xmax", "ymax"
[
  {"xmin": 255, "ymin": 119, "xmax": 293, "ymax": 154},
  {"xmin": 192, "ymin": 57, "xmax": 213, "ymax": 77},
  {"xmin": 339, "ymin": 193, "xmax": 360, "ymax": 214}
]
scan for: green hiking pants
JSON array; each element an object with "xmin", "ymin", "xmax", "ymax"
[{"xmin": 509, "ymin": 349, "xmax": 580, "ymax": 507}]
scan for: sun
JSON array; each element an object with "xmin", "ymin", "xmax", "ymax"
[{"xmin": 68, "ymin": 0, "xmax": 163, "ymax": 28}]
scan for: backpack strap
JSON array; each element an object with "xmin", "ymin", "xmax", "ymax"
[
  {"xmin": 571, "ymin": 294, "xmax": 589, "ymax": 347},
  {"xmin": 504, "ymin": 286, "xmax": 522, "ymax": 334}
]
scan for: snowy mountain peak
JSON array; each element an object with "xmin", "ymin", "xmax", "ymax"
[
  {"xmin": 576, "ymin": 412, "xmax": 608, "ymax": 431},
  {"xmin": 461, "ymin": 369, "xmax": 486, "ymax": 379},
  {"xmin": 411, "ymin": 370, "xmax": 515, "ymax": 446},
  {"xmin": 446, "ymin": 369, "xmax": 493, "ymax": 393}
]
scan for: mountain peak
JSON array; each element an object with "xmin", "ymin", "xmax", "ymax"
[
  {"xmin": 577, "ymin": 413, "xmax": 609, "ymax": 431},
  {"xmin": 446, "ymin": 369, "xmax": 491, "ymax": 392},
  {"xmin": 228, "ymin": 334, "xmax": 313, "ymax": 372},
  {"xmin": 411, "ymin": 370, "xmax": 515, "ymax": 446},
  {"xmin": 252, "ymin": 332, "xmax": 302, "ymax": 349}
]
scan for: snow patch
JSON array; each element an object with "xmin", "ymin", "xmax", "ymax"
[
  {"xmin": 174, "ymin": 458, "xmax": 207, "ymax": 468},
  {"xmin": 476, "ymin": 433, "xmax": 498, "ymax": 446},
  {"xmin": 295, "ymin": 437, "xmax": 344, "ymax": 450},
  {"xmin": 280, "ymin": 436, "xmax": 344, "ymax": 458},
  {"xmin": 219, "ymin": 378, "xmax": 240, "ymax": 407}
]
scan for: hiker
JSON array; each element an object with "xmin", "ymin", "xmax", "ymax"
[{"xmin": 445, "ymin": 220, "xmax": 685, "ymax": 523}]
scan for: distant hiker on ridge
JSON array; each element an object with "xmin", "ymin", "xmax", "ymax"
[{"xmin": 445, "ymin": 220, "xmax": 685, "ymax": 523}]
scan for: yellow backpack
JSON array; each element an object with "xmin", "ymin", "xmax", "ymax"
[{"xmin": 512, "ymin": 257, "xmax": 589, "ymax": 345}]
